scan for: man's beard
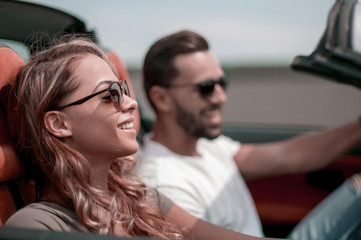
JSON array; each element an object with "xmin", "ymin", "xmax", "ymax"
[{"xmin": 174, "ymin": 100, "xmax": 221, "ymax": 140}]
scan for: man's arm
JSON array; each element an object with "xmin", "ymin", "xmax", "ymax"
[
  {"xmin": 234, "ymin": 119, "xmax": 361, "ymax": 181},
  {"xmin": 166, "ymin": 203, "xmax": 279, "ymax": 240}
]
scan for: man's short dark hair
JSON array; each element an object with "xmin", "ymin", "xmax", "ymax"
[{"xmin": 142, "ymin": 30, "xmax": 209, "ymax": 109}]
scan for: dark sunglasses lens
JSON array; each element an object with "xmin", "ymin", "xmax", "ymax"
[
  {"xmin": 198, "ymin": 81, "xmax": 216, "ymax": 96},
  {"xmin": 109, "ymin": 82, "xmax": 122, "ymax": 111},
  {"xmin": 198, "ymin": 78, "xmax": 227, "ymax": 97}
]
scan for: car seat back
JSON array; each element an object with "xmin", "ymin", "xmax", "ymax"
[{"xmin": 0, "ymin": 42, "xmax": 35, "ymax": 225}]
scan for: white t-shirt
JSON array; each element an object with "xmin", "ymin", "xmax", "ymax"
[{"xmin": 136, "ymin": 133, "xmax": 264, "ymax": 237}]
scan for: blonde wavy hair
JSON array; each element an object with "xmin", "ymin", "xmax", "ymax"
[{"xmin": 8, "ymin": 37, "xmax": 183, "ymax": 239}]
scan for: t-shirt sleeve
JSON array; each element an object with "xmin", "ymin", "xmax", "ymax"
[
  {"xmin": 147, "ymin": 187, "xmax": 174, "ymax": 216},
  {"xmin": 5, "ymin": 205, "xmax": 71, "ymax": 232},
  {"xmin": 157, "ymin": 184, "xmax": 206, "ymax": 218}
]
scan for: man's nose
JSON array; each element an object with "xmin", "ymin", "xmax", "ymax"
[{"xmin": 209, "ymin": 83, "xmax": 227, "ymax": 105}]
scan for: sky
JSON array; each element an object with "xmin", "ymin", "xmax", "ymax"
[{"xmin": 24, "ymin": 0, "xmax": 336, "ymax": 69}]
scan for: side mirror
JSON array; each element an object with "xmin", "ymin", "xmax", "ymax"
[{"xmin": 291, "ymin": 0, "xmax": 361, "ymax": 89}]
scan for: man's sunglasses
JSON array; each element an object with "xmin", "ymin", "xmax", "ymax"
[
  {"xmin": 54, "ymin": 80, "xmax": 130, "ymax": 111},
  {"xmin": 165, "ymin": 77, "xmax": 228, "ymax": 97}
]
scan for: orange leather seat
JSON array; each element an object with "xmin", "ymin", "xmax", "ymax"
[{"xmin": 0, "ymin": 43, "xmax": 35, "ymax": 225}]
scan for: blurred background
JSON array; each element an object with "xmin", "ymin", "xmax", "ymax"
[
  {"xmin": 19, "ymin": 0, "xmax": 361, "ymax": 127},
  {"xmin": 23, "ymin": 0, "xmax": 335, "ymax": 68}
]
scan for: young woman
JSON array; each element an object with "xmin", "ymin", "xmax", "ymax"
[{"xmin": 4, "ymin": 38, "xmax": 276, "ymax": 240}]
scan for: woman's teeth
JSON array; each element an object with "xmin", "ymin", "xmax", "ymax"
[{"xmin": 119, "ymin": 122, "xmax": 134, "ymax": 129}]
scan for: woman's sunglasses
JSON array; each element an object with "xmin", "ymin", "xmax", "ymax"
[
  {"xmin": 54, "ymin": 80, "xmax": 130, "ymax": 111},
  {"xmin": 165, "ymin": 77, "xmax": 228, "ymax": 98}
]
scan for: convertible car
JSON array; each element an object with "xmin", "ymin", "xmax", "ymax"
[{"xmin": 0, "ymin": 0, "xmax": 360, "ymax": 239}]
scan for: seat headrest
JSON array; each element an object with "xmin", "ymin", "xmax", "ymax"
[
  {"xmin": 0, "ymin": 43, "xmax": 24, "ymax": 143},
  {"xmin": 0, "ymin": 43, "xmax": 25, "ymax": 181},
  {"xmin": 0, "ymin": 44, "xmax": 24, "ymax": 89}
]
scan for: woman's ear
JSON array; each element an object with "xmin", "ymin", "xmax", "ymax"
[
  {"xmin": 44, "ymin": 111, "xmax": 72, "ymax": 138},
  {"xmin": 149, "ymin": 86, "xmax": 173, "ymax": 112}
]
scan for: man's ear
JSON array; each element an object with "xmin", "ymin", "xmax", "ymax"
[
  {"xmin": 43, "ymin": 111, "xmax": 72, "ymax": 138},
  {"xmin": 149, "ymin": 86, "xmax": 173, "ymax": 112}
]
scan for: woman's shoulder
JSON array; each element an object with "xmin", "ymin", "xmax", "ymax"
[{"xmin": 5, "ymin": 201, "xmax": 88, "ymax": 233}]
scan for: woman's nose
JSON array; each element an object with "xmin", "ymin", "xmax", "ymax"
[{"xmin": 122, "ymin": 94, "xmax": 138, "ymax": 113}]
